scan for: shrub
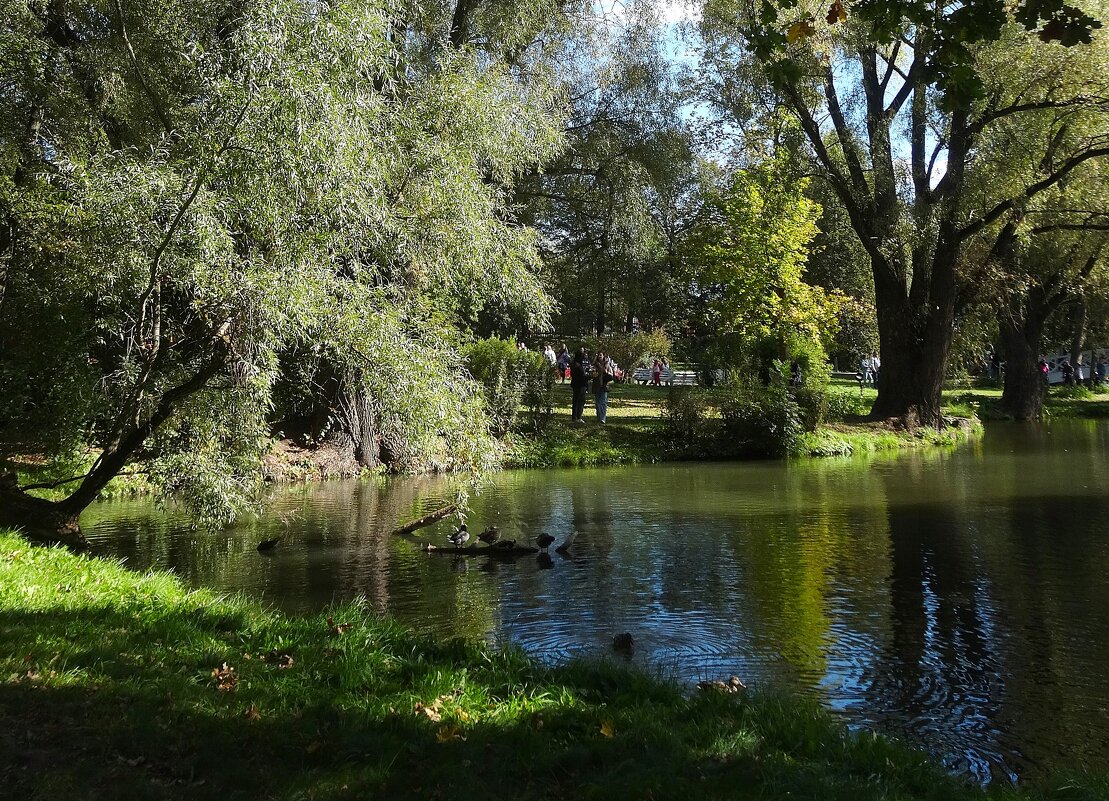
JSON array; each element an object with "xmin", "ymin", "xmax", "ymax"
[
  {"xmin": 466, "ymin": 338, "xmax": 554, "ymax": 436},
  {"xmin": 584, "ymin": 329, "xmax": 672, "ymax": 372},
  {"xmin": 825, "ymin": 389, "xmax": 871, "ymax": 421},
  {"xmin": 662, "ymin": 388, "xmax": 707, "ymax": 446},
  {"xmin": 520, "ymin": 351, "xmax": 555, "ymax": 431},
  {"xmin": 718, "ymin": 379, "xmax": 804, "ymax": 458}
]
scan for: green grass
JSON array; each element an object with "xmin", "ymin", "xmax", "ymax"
[{"xmin": 2, "ymin": 530, "xmax": 1105, "ymax": 801}]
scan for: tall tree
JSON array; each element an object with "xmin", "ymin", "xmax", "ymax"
[
  {"xmin": 699, "ymin": 0, "xmax": 1108, "ymax": 425},
  {"xmin": 516, "ymin": 3, "xmax": 701, "ymax": 335}
]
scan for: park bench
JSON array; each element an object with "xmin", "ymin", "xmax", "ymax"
[{"xmin": 630, "ymin": 367, "xmax": 699, "ymax": 386}]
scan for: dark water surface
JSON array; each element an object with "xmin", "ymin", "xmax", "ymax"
[{"xmin": 83, "ymin": 421, "xmax": 1109, "ymax": 785}]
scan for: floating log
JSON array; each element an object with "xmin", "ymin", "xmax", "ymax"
[
  {"xmin": 423, "ymin": 542, "xmax": 539, "ymax": 556},
  {"xmin": 389, "ymin": 504, "xmax": 457, "ymax": 537}
]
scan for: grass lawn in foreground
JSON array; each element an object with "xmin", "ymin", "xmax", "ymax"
[{"xmin": 2, "ymin": 531, "xmax": 1105, "ymax": 801}]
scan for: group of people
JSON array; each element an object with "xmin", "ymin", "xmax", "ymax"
[
  {"xmin": 535, "ymin": 342, "xmax": 621, "ymax": 423},
  {"xmin": 859, "ymin": 353, "xmax": 881, "ymax": 387},
  {"xmin": 569, "ymin": 347, "xmax": 619, "ymax": 424}
]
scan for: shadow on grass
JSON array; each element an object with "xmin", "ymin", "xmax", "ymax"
[{"xmin": 0, "ymin": 603, "xmax": 999, "ymax": 801}]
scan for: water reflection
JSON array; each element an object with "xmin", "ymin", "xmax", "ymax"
[{"xmin": 82, "ymin": 421, "xmax": 1109, "ymax": 784}]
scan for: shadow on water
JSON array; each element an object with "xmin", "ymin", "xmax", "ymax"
[{"xmin": 80, "ymin": 421, "xmax": 1109, "ymax": 784}]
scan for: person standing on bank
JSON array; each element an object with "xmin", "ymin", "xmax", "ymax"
[
  {"xmin": 570, "ymin": 348, "xmax": 591, "ymax": 424},
  {"xmin": 592, "ymin": 351, "xmax": 615, "ymax": 424}
]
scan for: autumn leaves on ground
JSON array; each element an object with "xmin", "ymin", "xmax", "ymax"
[{"xmin": 2, "ymin": 532, "xmax": 1106, "ymax": 801}]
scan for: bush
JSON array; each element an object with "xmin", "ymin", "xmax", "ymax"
[
  {"xmin": 718, "ymin": 379, "xmax": 804, "ymax": 458},
  {"xmin": 466, "ymin": 338, "xmax": 554, "ymax": 436},
  {"xmin": 520, "ymin": 352, "xmax": 555, "ymax": 432},
  {"xmin": 584, "ymin": 329, "xmax": 672, "ymax": 372},
  {"xmin": 791, "ymin": 385, "xmax": 829, "ymax": 429},
  {"xmin": 825, "ymin": 389, "xmax": 871, "ymax": 421},
  {"xmin": 662, "ymin": 388, "xmax": 708, "ymax": 445}
]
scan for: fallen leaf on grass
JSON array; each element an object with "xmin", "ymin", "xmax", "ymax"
[
  {"xmin": 211, "ymin": 663, "xmax": 237, "ymax": 692},
  {"xmin": 600, "ymin": 720, "xmax": 616, "ymax": 738},
  {"xmin": 306, "ymin": 740, "xmax": 323, "ymax": 754},
  {"xmin": 327, "ymin": 616, "xmax": 352, "ymax": 636},
  {"xmin": 261, "ymin": 650, "xmax": 295, "ymax": 668},
  {"xmin": 414, "ymin": 702, "xmax": 442, "ymax": 722},
  {"xmin": 436, "ymin": 725, "xmax": 461, "ymax": 743},
  {"xmin": 243, "ymin": 705, "xmax": 261, "ymax": 721}
]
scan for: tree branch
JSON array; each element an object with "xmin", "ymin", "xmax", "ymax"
[{"xmin": 959, "ymin": 147, "xmax": 1109, "ymax": 240}]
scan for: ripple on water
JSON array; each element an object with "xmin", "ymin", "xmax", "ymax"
[{"xmin": 79, "ymin": 421, "xmax": 1109, "ymax": 785}]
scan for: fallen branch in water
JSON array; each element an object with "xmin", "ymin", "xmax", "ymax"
[
  {"xmin": 423, "ymin": 542, "xmax": 539, "ymax": 556},
  {"xmin": 389, "ymin": 504, "xmax": 457, "ymax": 537}
]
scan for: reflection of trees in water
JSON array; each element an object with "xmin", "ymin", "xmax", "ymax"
[
  {"xmin": 866, "ymin": 491, "xmax": 1004, "ymax": 780},
  {"xmin": 971, "ymin": 491, "xmax": 1109, "ymax": 777}
]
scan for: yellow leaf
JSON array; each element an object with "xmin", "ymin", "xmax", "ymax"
[
  {"xmin": 436, "ymin": 725, "xmax": 460, "ymax": 743},
  {"xmin": 600, "ymin": 720, "xmax": 616, "ymax": 738},
  {"xmin": 786, "ymin": 20, "xmax": 816, "ymax": 44}
]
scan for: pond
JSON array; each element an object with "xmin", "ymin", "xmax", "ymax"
[{"xmin": 82, "ymin": 421, "xmax": 1109, "ymax": 786}]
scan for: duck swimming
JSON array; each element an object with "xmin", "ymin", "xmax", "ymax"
[
  {"xmin": 478, "ymin": 526, "xmax": 500, "ymax": 546},
  {"xmin": 535, "ymin": 533, "xmax": 556, "ymax": 552}
]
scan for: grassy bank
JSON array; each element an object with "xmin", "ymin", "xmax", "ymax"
[
  {"xmin": 506, "ymin": 381, "xmax": 983, "ymax": 468},
  {"xmin": 2, "ymin": 531, "xmax": 1104, "ymax": 801}
]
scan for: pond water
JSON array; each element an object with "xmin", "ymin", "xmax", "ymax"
[{"xmin": 82, "ymin": 421, "xmax": 1109, "ymax": 785}]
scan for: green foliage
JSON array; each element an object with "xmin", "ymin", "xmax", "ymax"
[
  {"xmin": 584, "ymin": 328, "xmax": 672, "ymax": 371},
  {"xmin": 466, "ymin": 338, "xmax": 553, "ymax": 437},
  {"xmin": 734, "ymin": 0, "xmax": 1101, "ymax": 107},
  {"xmin": 467, "ymin": 338, "xmax": 528, "ymax": 437},
  {"xmin": 719, "ymin": 378, "xmax": 805, "ymax": 458},
  {"xmin": 825, "ymin": 388, "xmax": 872, "ymax": 421},
  {"xmin": 0, "ymin": 0, "xmax": 575, "ymax": 521},
  {"xmin": 662, "ymin": 388, "xmax": 709, "ymax": 445}
]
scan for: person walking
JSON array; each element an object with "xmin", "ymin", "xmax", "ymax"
[
  {"xmin": 592, "ymin": 351, "xmax": 614, "ymax": 424},
  {"xmin": 570, "ymin": 348, "xmax": 590, "ymax": 423}
]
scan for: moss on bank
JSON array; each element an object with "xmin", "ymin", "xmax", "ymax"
[{"xmin": 2, "ymin": 530, "xmax": 1105, "ymax": 801}]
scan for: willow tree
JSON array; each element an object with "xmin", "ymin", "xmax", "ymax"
[
  {"xmin": 699, "ymin": 0, "xmax": 1106, "ymax": 425},
  {"xmin": 0, "ymin": 0, "xmax": 573, "ymax": 545}
]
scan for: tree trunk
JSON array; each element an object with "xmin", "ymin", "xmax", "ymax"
[
  {"xmin": 997, "ymin": 314, "xmax": 1045, "ymax": 420},
  {"xmin": 1069, "ymin": 299, "xmax": 1086, "ymax": 380},
  {"xmin": 336, "ymin": 379, "xmax": 380, "ymax": 469},
  {"xmin": 867, "ymin": 272, "xmax": 951, "ymax": 427},
  {"xmin": 0, "ymin": 478, "xmax": 86, "ymax": 549}
]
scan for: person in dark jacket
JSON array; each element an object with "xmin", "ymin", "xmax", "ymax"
[{"xmin": 569, "ymin": 348, "xmax": 591, "ymax": 423}]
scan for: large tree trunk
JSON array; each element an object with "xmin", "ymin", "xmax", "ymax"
[
  {"xmin": 867, "ymin": 264, "xmax": 953, "ymax": 427},
  {"xmin": 336, "ymin": 379, "xmax": 381, "ymax": 469},
  {"xmin": 0, "ymin": 476, "xmax": 86, "ymax": 549},
  {"xmin": 998, "ymin": 314, "xmax": 1045, "ymax": 420}
]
